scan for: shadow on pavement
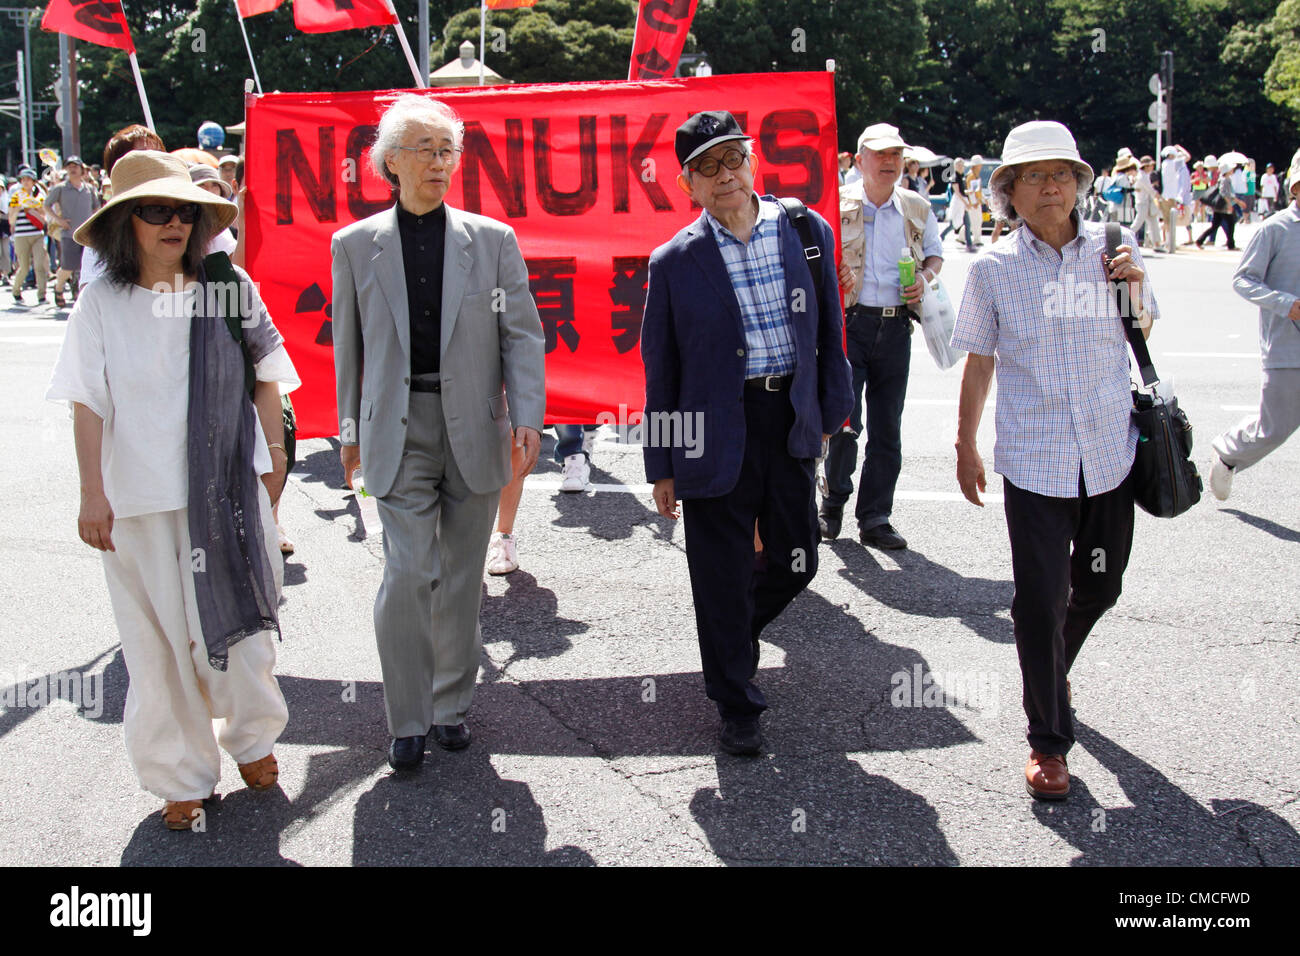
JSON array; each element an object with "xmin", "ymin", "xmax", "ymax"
[
  {"xmin": 1221, "ymin": 508, "xmax": 1300, "ymax": 544},
  {"xmin": 831, "ymin": 540, "xmax": 1015, "ymax": 644},
  {"xmin": 1030, "ymin": 721, "xmax": 1300, "ymax": 865}
]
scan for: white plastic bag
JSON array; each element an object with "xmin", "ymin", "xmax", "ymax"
[{"xmin": 920, "ymin": 277, "xmax": 964, "ymax": 371}]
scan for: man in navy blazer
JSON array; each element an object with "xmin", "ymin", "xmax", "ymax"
[{"xmin": 641, "ymin": 111, "xmax": 852, "ymax": 755}]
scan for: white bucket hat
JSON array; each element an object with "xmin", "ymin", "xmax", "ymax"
[
  {"xmin": 990, "ymin": 120, "xmax": 1094, "ymax": 189},
  {"xmin": 74, "ymin": 150, "xmax": 237, "ymax": 247},
  {"xmin": 857, "ymin": 122, "xmax": 908, "ymax": 153}
]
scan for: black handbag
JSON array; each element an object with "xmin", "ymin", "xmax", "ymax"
[{"xmin": 1105, "ymin": 223, "xmax": 1203, "ymax": 517}]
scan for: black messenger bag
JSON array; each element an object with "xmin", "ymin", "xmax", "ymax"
[{"xmin": 1105, "ymin": 223, "xmax": 1203, "ymax": 517}]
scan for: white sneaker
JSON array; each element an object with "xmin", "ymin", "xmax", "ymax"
[
  {"xmin": 560, "ymin": 454, "xmax": 590, "ymax": 493},
  {"xmin": 486, "ymin": 532, "xmax": 519, "ymax": 575},
  {"xmin": 1209, "ymin": 455, "xmax": 1234, "ymax": 501}
]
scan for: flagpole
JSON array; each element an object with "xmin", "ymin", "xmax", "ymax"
[
  {"xmin": 126, "ymin": 51, "xmax": 154, "ymax": 130},
  {"xmin": 231, "ymin": 0, "xmax": 263, "ymax": 95},
  {"xmin": 479, "ymin": 1, "xmax": 486, "ymax": 86},
  {"xmin": 382, "ymin": 0, "xmax": 426, "ymax": 88}
]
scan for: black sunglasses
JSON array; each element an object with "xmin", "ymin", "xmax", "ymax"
[{"xmin": 133, "ymin": 202, "xmax": 201, "ymax": 225}]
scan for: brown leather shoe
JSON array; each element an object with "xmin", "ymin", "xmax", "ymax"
[
  {"xmin": 238, "ymin": 753, "xmax": 279, "ymax": 791},
  {"xmin": 162, "ymin": 793, "xmax": 214, "ymax": 830},
  {"xmin": 1025, "ymin": 750, "xmax": 1070, "ymax": 800}
]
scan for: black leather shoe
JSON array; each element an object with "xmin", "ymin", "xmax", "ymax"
[
  {"xmin": 718, "ymin": 719, "xmax": 762, "ymax": 756},
  {"xmin": 433, "ymin": 723, "xmax": 471, "ymax": 751},
  {"xmin": 859, "ymin": 523, "xmax": 907, "ymax": 550},
  {"xmin": 388, "ymin": 733, "xmax": 427, "ymax": 771},
  {"xmin": 818, "ymin": 510, "xmax": 842, "ymax": 540}
]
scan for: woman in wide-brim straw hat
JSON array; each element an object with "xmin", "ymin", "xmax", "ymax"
[
  {"xmin": 46, "ymin": 150, "xmax": 298, "ymax": 830},
  {"xmin": 952, "ymin": 120, "xmax": 1159, "ymax": 803}
]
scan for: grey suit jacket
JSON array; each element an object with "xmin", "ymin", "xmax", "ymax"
[{"xmin": 331, "ymin": 203, "xmax": 546, "ymax": 498}]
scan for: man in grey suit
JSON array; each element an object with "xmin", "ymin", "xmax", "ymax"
[{"xmin": 332, "ymin": 94, "xmax": 546, "ymax": 771}]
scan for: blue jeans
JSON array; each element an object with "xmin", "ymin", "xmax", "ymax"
[
  {"xmin": 552, "ymin": 424, "xmax": 597, "ymax": 464},
  {"xmin": 820, "ymin": 307, "xmax": 912, "ymax": 531},
  {"xmin": 940, "ymin": 210, "xmax": 975, "ymax": 250}
]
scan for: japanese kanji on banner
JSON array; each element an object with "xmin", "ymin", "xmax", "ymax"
[{"xmin": 243, "ymin": 72, "xmax": 838, "ymax": 439}]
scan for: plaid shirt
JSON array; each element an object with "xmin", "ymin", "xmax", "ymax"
[
  {"xmin": 705, "ymin": 195, "xmax": 796, "ymax": 377},
  {"xmin": 951, "ymin": 216, "xmax": 1160, "ymax": 498}
]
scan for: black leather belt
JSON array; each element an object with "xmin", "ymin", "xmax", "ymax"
[
  {"xmin": 410, "ymin": 378, "xmax": 441, "ymax": 393},
  {"xmin": 745, "ymin": 374, "xmax": 793, "ymax": 392},
  {"xmin": 848, "ymin": 304, "xmax": 907, "ymax": 318}
]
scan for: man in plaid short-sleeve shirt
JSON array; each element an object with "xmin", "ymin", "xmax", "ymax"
[{"xmin": 951, "ymin": 121, "xmax": 1157, "ymax": 802}]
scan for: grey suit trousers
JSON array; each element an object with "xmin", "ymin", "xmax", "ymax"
[
  {"xmin": 1213, "ymin": 367, "xmax": 1300, "ymax": 473},
  {"xmin": 374, "ymin": 390, "xmax": 501, "ymax": 738}
]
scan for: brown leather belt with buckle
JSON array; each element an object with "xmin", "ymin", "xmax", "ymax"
[{"xmin": 745, "ymin": 374, "xmax": 793, "ymax": 392}]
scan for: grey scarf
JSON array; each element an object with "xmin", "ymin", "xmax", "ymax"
[{"xmin": 186, "ymin": 266, "xmax": 279, "ymax": 670}]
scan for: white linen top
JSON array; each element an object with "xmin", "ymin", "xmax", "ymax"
[{"xmin": 46, "ymin": 277, "xmax": 300, "ymax": 520}]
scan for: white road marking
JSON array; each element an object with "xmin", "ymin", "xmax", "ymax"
[
  {"xmin": 0, "ymin": 336, "xmax": 64, "ymax": 345},
  {"xmin": 1220, "ymin": 405, "xmax": 1256, "ymax": 412},
  {"xmin": 0, "ymin": 320, "xmax": 67, "ymax": 329},
  {"xmin": 1162, "ymin": 352, "xmax": 1260, "ymax": 359},
  {"xmin": 522, "ymin": 478, "xmax": 1001, "ymax": 503}
]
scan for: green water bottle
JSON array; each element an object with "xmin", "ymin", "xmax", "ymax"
[
  {"xmin": 898, "ymin": 247, "xmax": 916, "ymax": 296},
  {"xmin": 899, "ymin": 248, "xmax": 920, "ymax": 308}
]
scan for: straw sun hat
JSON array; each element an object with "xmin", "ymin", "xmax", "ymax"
[{"xmin": 74, "ymin": 150, "xmax": 237, "ymax": 247}]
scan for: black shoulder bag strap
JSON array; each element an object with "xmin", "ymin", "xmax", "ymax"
[
  {"xmin": 1105, "ymin": 222, "xmax": 1158, "ymax": 388},
  {"xmin": 202, "ymin": 250, "xmax": 256, "ymax": 399},
  {"xmin": 777, "ymin": 196, "xmax": 825, "ymax": 305}
]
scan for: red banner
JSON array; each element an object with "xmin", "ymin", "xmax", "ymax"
[
  {"xmin": 485, "ymin": 0, "xmax": 537, "ymax": 8},
  {"xmin": 237, "ymin": 0, "xmax": 284, "ymax": 17},
  {"xmin": 243, "ymin": 72, "xmax": 838, "ymax": 438},
  {"xmin": 40, "ymin": 0, "xmax": 136, "ymax": 54},
  {"xmin": 293, "ymin": 0, "xmax": 397, "ymax": 33},
  {"xmin": 628, "ymin": 0, "xmax": 698, "ymax": 80}
]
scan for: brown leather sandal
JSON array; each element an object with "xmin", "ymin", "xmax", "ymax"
[
  {"xmin": 161, "ymin": 795, "xmax": 211, "ymax": 831},
  {"xmin": 238, "ymin": 753, "xmax": 278, "ymax": 791}
]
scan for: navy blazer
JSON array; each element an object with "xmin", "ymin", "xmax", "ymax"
[{"xmin": 640, "ymin": 195, "xmax": 853, "ymax": 500}]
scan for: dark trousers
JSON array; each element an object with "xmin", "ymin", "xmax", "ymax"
[
  {"xmin": 1002, "ymin": 472, "xmax": 1134, "ymax": 755},
  {"xmin": 1197, "ymin": 211, "xmax": 1237, "ymax": 249},
  {"xmin": 821, "ymin": 308, "xmax": 912, "ymax": 531},
  {"xmin": 682, "ymin": 388, "xmax": 819, "ymax": 721}
]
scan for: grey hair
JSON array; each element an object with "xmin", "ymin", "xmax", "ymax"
[
  {"xmin": 86, "ymin": 199, "xmax": 217, "ymax": 288},
  {"xmin": 682, "ymin": 138, "xmax": 754, "ymax": 177},
  {"xmin": 988, "ymin": 165, "xmax": 1093, "ymax": 224},
  {"xmin": 370, "ymin": 94, "xmax": 465, "ymax": 188}
]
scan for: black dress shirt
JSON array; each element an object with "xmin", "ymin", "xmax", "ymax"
[{"xmin": 397, "ymin": 203, "xmax": 446, "ymax": 375}]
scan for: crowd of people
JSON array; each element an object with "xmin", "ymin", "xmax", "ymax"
[
  {"xmin": 25, "ymin": 96, "xmax": 1300, "ymax": 830},
  {"xmin": 838, "ymin": 140, "xmax": 1291, "ymax": 257}
]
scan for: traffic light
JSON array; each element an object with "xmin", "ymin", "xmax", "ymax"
[{"xmin": 1160, "ymin": 51, "xmax": 1174, "ymax": 91}]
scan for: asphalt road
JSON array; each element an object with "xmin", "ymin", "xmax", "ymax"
[{"xmin": 2, "ymin": 223, "xmax": 1297, "ymax": 867}]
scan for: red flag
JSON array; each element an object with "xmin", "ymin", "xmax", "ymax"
[
  {"xmin": 237, "ymin": 0, "xmax": 285, "ymax": 17},
  {"xmin": 293, "ymin": 0, "xmax": 398, "ymax": 33},
  {"xmin": 485, "ymin": 0, "xmax": 537, "ymax": 9},
  {"xmin": 628, "ymin": 0, "xmax": 697, "ymax": 80},
  {"xmin": 40, "ymin": 0, "xmax": 136, "ymax": 54},
  {"xmin": 244, "ymin": 72, "xmax": 840, "ymax": 437}
]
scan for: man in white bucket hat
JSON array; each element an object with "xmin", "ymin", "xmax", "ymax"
[
  {"xmin": 1208, "ymin": 148, "xmax": 1300, "ymax": 501},
  {"xmin": 952, "ymin": 120, "xmax": 1159, "ymax": 801}
]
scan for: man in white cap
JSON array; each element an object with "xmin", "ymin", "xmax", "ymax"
[
  {"xmin": 1208, "ymin": 149, "xmax": 1300, "ymax": 501},
  {"xmin": 821, "ymin": 122, "xmax": 943, "ymax": 551},
  {"xmin": 952, "ymin": 120, "xmax": 1157, "ymax": 801}
]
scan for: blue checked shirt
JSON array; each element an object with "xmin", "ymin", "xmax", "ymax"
[
  {"xmin": 705, "ymin": 195, "xmax": 797, "ymax": 377},
  {"xmin": 950, "ymin": 216, "xmax": 1160, "ymax": 498}
]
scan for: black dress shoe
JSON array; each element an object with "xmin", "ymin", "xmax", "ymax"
[
  {"xmin": 388, "ymin": 733, "xmax": 427, "ymax": 771},
  {"xmin": 718, "ymin": 719, "xmax": 762, "ymax": 756},
  {"xmin": 818, "ymin": 510, "xmax": 842, "ymax": 540},
  {"xmin": 859, "ymin": 523, "xmax": 907, "ymax": 550},
  {"xmin": 433, "ymin": 723, "xmax": 471, "ymax": 751}
]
